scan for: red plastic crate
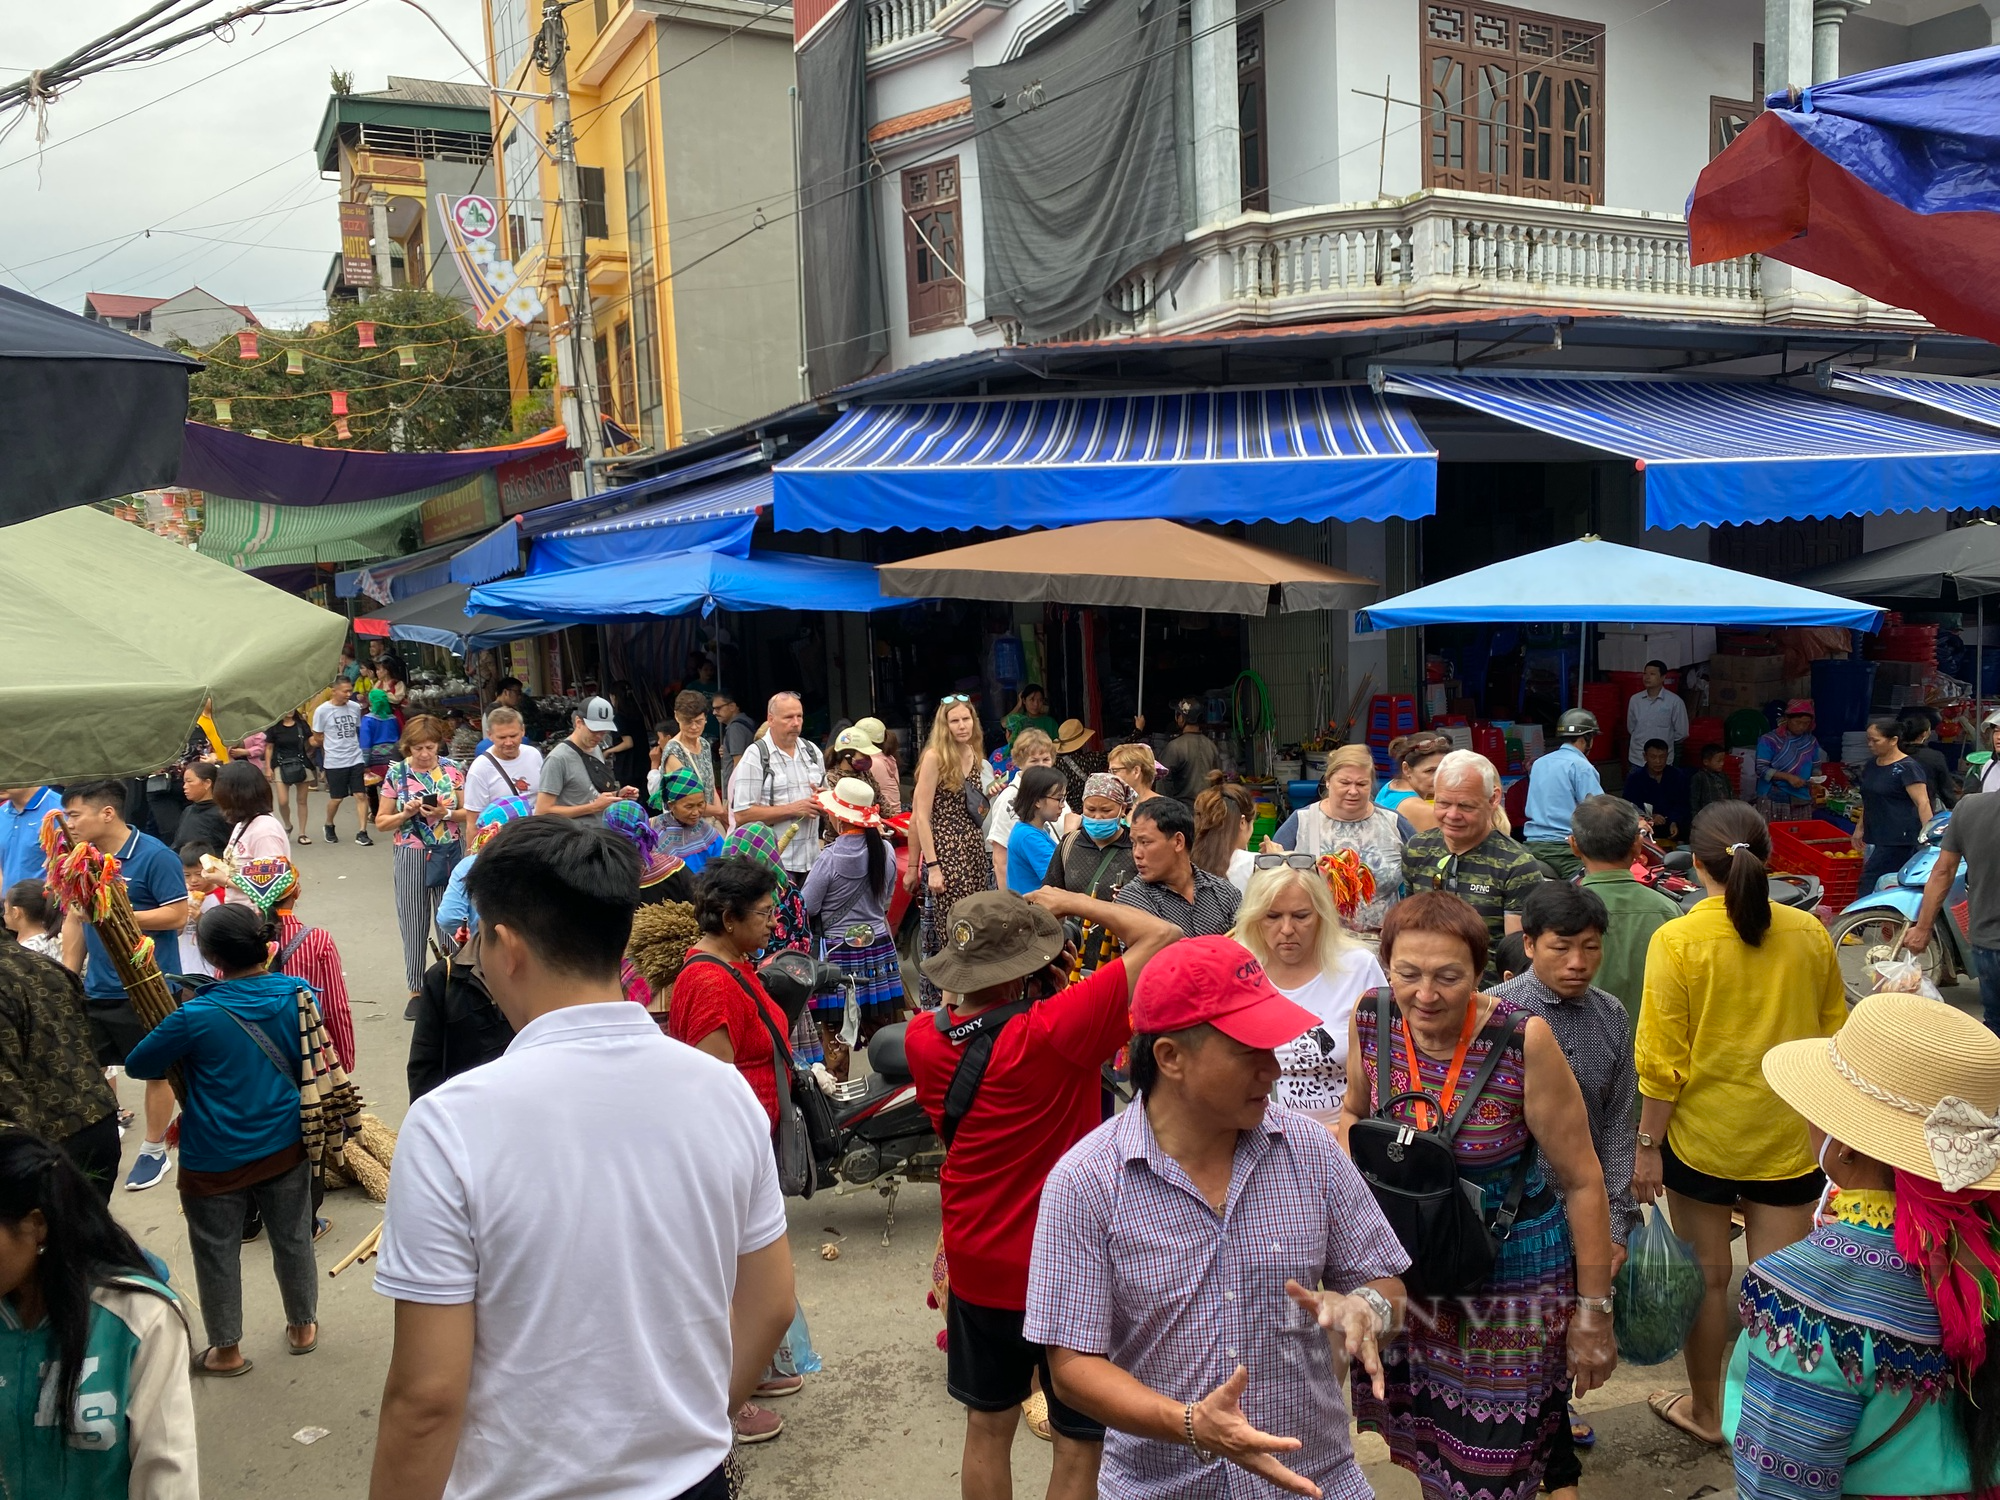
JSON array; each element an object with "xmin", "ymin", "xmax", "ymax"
[{"xmin": 1768, "ymin": 819, "xmax": 1864, "ymax": 907}]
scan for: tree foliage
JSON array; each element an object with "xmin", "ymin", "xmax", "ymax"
[{"xmin": 181, "ymin": 288, "xmax": 516, "ymax": 453}]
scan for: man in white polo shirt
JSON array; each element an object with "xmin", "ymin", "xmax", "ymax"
[{"xmin": 368, "ymin": 818, "xmax": 796, "ymax": 1500}]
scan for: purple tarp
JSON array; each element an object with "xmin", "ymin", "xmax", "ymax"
[{"xmin": 176, "ymin": 421, "xmax": 570, "ymax": 506}]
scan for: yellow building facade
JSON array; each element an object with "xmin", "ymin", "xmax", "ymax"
[{"xmin": 483, "ymin": 0, "xmax": 801, "ymax": 454}]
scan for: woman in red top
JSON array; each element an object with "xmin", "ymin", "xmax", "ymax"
[
  {"xmin": 664, "ymin": 851, "xmax": 802, "ymax": 1440},
  {"xmin": 668, "ymin": 854, "xmax": 788, "ymax": 1127}
]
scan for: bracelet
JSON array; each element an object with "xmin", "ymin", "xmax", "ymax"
[
  {"xmin": 1183, "ymin": 1400, "xmax": 1211, "ymax": 1462},
  {"xmin": 1576, "ymin": 1294, "xmax": 1615, "ymax": 1315}
]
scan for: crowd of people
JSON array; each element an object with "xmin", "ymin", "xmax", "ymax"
[{"xmin": 10, "ymin": 651, "xmax": 2000, "ymax": 1500}]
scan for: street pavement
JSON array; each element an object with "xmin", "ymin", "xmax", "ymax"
[{"xmin": 105, "ymin": 828, "xmax": 1735, "ymax": 1499}]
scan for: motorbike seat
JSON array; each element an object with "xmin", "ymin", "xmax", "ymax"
[{"xmin": 867, "ymin": 1021, "xmax": 911, "ymax": 1081}]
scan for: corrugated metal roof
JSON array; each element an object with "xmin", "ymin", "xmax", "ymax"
[{"xmin": 359, "ymin": 76, "xmax": 493, "ymax": 110}]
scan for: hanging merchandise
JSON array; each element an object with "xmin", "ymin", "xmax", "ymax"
[
  {"xmin": 212, "ymin": 398, "xmax": 233, "ymax": 425},
  {"xmin": 355, "ymin": 320, "xmax": 377, "ymax": 349},
  {"xmin": 286, "ymin": 349, "xmax": 305, "ymax": 376},
  {"xmin": 330, "ymin": 390, "xmax": 349, "ymax": 416},
  {"xmin": 396, "ymin": 344, "xmax": 417, "ymax": 369},
  {"xmin": 335, "ymin": 418, "xmax": 352, "ymax": 440},
  {"xmin": 235, "ymin": 329, "xmax": 258, "ymax": 361}
]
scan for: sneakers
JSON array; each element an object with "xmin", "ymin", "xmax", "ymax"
[
  {"xmin": 754, "ymin": 1373, "xmax": 805, "ymax": 1400},
  {"xmin": 124, "ymin": 1147, "xmax": 171, "ymax": 1192},
  {"xmin": 242, "ymin": 1207, "xmax": 263, "ymax": 1243},
  {"xmin": 733, "ymin": 1402, "xmax": 784, "ymax": 1444},
  {"xmin": 322, "ymin": 826, "xmax": 339, "ymax": 844},
  {"xmin": 354, "ymin": 831, "xmax": 375, "ymax": 847}
]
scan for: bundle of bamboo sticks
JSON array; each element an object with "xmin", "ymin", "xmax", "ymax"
[{"xmin": 39, "ymin": 813, "xmax": 184, "ymax": 1101}]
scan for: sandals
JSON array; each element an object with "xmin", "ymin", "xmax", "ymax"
[
  {"xmin": 192, "ymin": 1347, "xmax": 253, "ymax": 1377},
  {"xmin": 287, "ymin": 1324, "xmax": 318, "ymax": 1356},
  {"xmin": 1570, "ymin": 1404, "xmax": 1596, "ymax": 1448},
  {"xmin": 296, "ymin": 833, "xmax": 313, "ymax": 845},
  {"xmin": 1647, "ymin": 1390, "xmax": 1724, "ymax": 1447}
]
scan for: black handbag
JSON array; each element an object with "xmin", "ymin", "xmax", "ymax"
[
  {"xmin": 1348, "ymin": 987, "xmax": 1533, "ymax": 1301},
  {"xmin": 687, "ymin": 955, "xmax": 831, "ymax": 1196}
]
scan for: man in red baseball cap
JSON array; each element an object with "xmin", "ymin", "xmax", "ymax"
[
  {"xmin": 904, "ymin": 885, "xmax": 1181, "ymax": 1500},
  {"xmin": 1026, "ymin": 936, "xmax": 1410, "ymax": 1500}
]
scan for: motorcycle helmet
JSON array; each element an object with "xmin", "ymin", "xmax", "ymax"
[{"xmin": 1555, "ymin": 708, "xmax": 1600, "ymax": 740}]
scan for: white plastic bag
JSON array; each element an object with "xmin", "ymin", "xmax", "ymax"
[{"xmin": 1868, "ymin": 953, "xmax": 1942, "ymax": 1001}]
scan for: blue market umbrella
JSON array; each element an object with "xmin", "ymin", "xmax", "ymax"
[{"xmin": 1355, "ymin": 536, "xmax": 1883, "ymax": 706}]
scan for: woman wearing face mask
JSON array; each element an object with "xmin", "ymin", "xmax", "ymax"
[
  {"xmin": 1268, "ymin": 744, "xmax": 1405, "ymax": 937},
  {"xmin": 908, "ymin": 697, "xmax": 1001, "ymax": 1006},
  {"xmin": 1041, "ymin": 774, "xmax": 1139, "ymax": 977},
  {"xmin": 1723, "ymin": 994, "xmax": 2000, "ymax": 1500},
  {"xmin": 1230, "ymin": 860, "xmax": 1384, "ymax": 1112}
]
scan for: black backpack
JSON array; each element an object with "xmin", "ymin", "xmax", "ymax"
[{"xmin": 1347, "ymin": 987, "xmax": 1534, "ymax": 1301}]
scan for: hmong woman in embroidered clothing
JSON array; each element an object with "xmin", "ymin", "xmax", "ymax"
[
  {"xmin": 651, "ymin": 764, "xmax": 724, "ymax": 876},
  {"xmin": 1730, "ymin": 993, "xmax": 2000, "ymax": 1500},
  {"xmin": 1340, "ymin": 891, "xmax": 1617, "ymax": 1500},
  {"xmin": 800, "ymin": 777, "xmax": 906, "ymax": 1079}
]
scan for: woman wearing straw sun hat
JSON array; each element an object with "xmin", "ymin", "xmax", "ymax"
[
  {"xmin": 800, "ymin": 777, "xmax": 905, "ymax": 1076},
  {"xmin": 1724, "ymin": 994, "xmax": 2000, "ymax": 1500}
]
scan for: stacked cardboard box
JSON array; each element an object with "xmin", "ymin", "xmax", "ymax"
[{"xmin": 1705, "ymin": 652, "xmax": 1786, "ymax": 715}]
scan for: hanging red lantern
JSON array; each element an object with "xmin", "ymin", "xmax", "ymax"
[
  {"xmin": 355, "ymin": 320, "xmax": 377, "ymax": 348},
  {"xmin": 330, "ymin": 390, "xmax": 349, "ymax": 416},
  {"xmin": 235, "ymin": 330, "xmax": 258, "ymax": 361}
]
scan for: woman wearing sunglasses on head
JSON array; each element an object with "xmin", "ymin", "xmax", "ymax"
[
  {"xmin": 908, "ymin": 695, "xmax": 1002, "ymax": 1007},
  {"xmin": 1229, "ymin": 858, "xmax": 1386, "ymax": 1113}
]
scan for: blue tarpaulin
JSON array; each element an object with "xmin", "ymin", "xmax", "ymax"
[
  {"xmin": 1354, "ymin": 537, "xmax": 1884, "ymax": 633},
  {"xmin": 1381, "ymin": 371, "xmax": 2000, "ymax": 529},
  {"xmin": 773, "ymin": 386, "xmax": 1436, "ymax": 532},
  {"xmin": 528, "ymin": 472, "xmax": 765, "ymax": 572},
  {"xmin": 469, "ymin": 548, "xmax": 921, "ymax": 624},
  {"xmin": 1689, "ymin": 46, "xmax": 2000, "ymax": 347}
]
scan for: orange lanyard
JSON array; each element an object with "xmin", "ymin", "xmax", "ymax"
[{"xmin": 1400, "ymin": 999, "xmax": 1483, "ymax": 1132}]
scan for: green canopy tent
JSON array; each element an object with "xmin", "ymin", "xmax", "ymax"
[{"xmin": 0, "ymin": 508, "xmax": 348, "ymax": 785}]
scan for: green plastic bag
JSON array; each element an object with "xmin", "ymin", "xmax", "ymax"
[{"xmin": 1613, "ymin": 1204, "xmax": 1705, "ymax": 1366}]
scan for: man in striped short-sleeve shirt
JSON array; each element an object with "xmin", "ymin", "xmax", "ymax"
[{"xmin": 1026, "ymin": 938, "xmax": 1409, "ymax": 1500}]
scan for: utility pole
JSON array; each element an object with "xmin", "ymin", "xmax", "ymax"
[{"xmin": 539, "ymin": 0, "xmax": 606, "ymax": 470}]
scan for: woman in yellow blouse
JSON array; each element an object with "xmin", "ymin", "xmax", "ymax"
[{"xmin": 1632, "ymin": 801, "xmax": 1845, "ymax": 1449}]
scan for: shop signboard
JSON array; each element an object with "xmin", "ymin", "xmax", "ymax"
[
  {"xmin": 340, "ymin": 202, "xmax": 375, "ymax": 287},
  {"xmin": 419, "ymin": 473, "xmax": 502, "ymax": 547},
  {"xmin": 497, "ymin": 444, "xmax": 577, "ymax": 517}
]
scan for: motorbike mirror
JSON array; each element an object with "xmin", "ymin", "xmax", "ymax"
[{"xmin": 1662, "ymin": 849, "xmax": 1695, "ymax": 872}]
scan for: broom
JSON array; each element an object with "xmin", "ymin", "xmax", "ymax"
[{"xmin": 39, "ymin": 812, "xmax": 185, "ymax": 1102}]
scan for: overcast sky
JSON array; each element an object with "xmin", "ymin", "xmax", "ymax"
[{"xmin": 2, "ymin": 0, "xmax": 482, "ymax": 327}]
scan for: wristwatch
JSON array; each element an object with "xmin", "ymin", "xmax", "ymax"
[
  {"xmin": 1636, "ymin": 1131, "xmax": 1658, "ymax": 1149},
  {"xmin": 1353, "ymin": 1286, "xmax": 1395, "ymax": 1337},
  {"xmin": 1576, "ymin": 1294, "xmax": 1615, "ymax": 1315}
]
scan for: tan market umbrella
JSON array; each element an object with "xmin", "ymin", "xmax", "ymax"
[
  {"xmin": 878, "ymin": 518, "xmax": 1378, "ymax": 707},
  {"xmin": 877, "ymin": 519, "xmax": 1378, "ymax": 615}
]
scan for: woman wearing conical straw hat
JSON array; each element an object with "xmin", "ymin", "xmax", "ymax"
[{"xmin": 1726, "ymin": 994, "xmax": 2000, "ymax": 1499}]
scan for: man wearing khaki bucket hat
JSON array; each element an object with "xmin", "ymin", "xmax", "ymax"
[{"xmin": 1719, "ymin": 994, "xmax": 2000, "ymax": 1499}]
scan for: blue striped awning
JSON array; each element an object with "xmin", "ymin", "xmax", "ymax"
[
  {"xmin": 529, "ymin": 472, "xmax": 766, "ymax": 573},
  {"xmin": 1381, "ymin": 371, "xmax": 2000, "ymax": 530},
  {"xmin": 772, "ymin": 386, "xmax": 1436, "ymax": 532},
  {"xmin": 1831, "ymin": 369, "xmax": 2000, "ymax": 433}
]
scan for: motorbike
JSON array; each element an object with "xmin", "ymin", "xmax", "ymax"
[
  {"xmin": 1828, "ymin": 810, "xmax": 1972, "ymax": 1006},
  {"xmin": 1623, "ymin": 834, "xmax": 1823, "ymax": 916},
  {"xmin": 757, "ymin": 949, "xmax": 943, "ymax": 1241}
]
